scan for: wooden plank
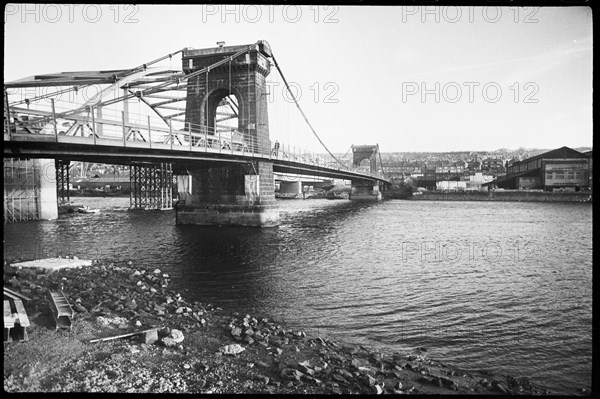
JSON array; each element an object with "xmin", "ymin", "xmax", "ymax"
[
  {"xmin": 4, "ymin": 299, "xmax": 28, "ymax": 341},
  {"xmin": 4, "ymin": 287, "xmax": 32, "ymax": 302},
  {"xmin": 13, "ymin": 299, "xmax": 30, "ymax": 328},
  {"xmin": 4, "ymin": 300, "xmax": 15, "ymax": 329},
  {"xmin": 89, "ymin": 327, "xmax": 160, "ymax": 344},
  {"xmin": 4, "ymin": 300, "xmax": 12, "ymax": 318},
  {"xmin": 4, "ymin": 328, "xmax": 12, "ymax": 342}
]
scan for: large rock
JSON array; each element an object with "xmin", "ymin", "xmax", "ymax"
[
  {"xmin": 254, "ymin": 374, "xmax": 270, "ymax": 385},
  {"xmin": 282, "ymin": 369, "xmax": 304, "ymax": 381},
  {"xmin": 231, "ymin": 327, "xmax": 242, "ymax": 337},
  {"xmin": 338, "ymin": 368, "xmax": 354, "ymax": 381},
  {"xmin": 297, "ymin": 361, "xmax": 314, "ymax": 376},
  {"xmin": 361, "ymin": 374, "xmax": 377, "ymax": 387},
  {"xmin": 255, "ymin": 360, "xmax": 270, "ymax": 369},
  {"xmin": 220, "ymin": 344, "xmax": 246, "ymax": 356},
  {"xmin": 168, "ymin": 329, "xmax": 184, "ymax": 343},
  {"xmin": 162, "ymin": 337, "xmax": 178, "ymax": 347}
]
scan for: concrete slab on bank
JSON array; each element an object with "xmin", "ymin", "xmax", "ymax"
[{"xmin": 11, "ymin": 258, "xmax": 92, "ymax": 270}]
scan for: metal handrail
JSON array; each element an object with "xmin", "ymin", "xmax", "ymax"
[{"xmin": 5, "ymin": 105, "xmax": 386, "ymax": 181}]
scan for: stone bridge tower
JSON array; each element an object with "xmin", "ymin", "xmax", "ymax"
[
  {"xmin": 175, "ymin": 41, "xmax": 278, "ymax": 226},
  {"xmin": 182, "ymin": 41, "xmax": 271, "ymax": 153},
  {"xmin": 352, "ymin": 145, "xmax": 379, "ymax": 173},
  {"xmin": 349, "ymin": 144, "xmax": 382, "ymax": 201}
]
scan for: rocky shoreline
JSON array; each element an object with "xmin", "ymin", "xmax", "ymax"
[{"xmin": 4, "ymin": 258, "xmax": 559, "ymax": 394}]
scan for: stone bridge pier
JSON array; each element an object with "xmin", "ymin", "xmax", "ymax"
[
  {"xmin": 349, "ymin": 180, "xmax": 382, "ymax": 201},
  {"xmin": 175, "ymin": 161, "xmax": 278, "ymax": 227},
  {"xmin": 175, "ymin": 41, "xmax": 279, "ymax": 226}
]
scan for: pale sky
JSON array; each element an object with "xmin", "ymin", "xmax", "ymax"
[{"xmin": 4, "ymin": 5, "xmax": 593, "ymax": 152}]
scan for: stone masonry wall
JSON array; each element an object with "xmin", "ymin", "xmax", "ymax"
[
  {"xmin": 184, "ymin": 51, "xmax": 271, "ymax": 154},
  {"xmin": 412, "ymin": 190, "xmax": 592, "ymax": 202},
  {"xmin": 175, "ymin": 161, "xmax": 279, "ymax": 227}
]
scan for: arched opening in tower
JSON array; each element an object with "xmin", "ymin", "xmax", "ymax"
[
  {"xmin": 206, "ymin": 89, "xmax": 240, "ymax": 135},
  {"xmin": 359, "ymin": 158, "xmax": 371, "ymax": 172},
  {"xmin": 214, "ymin": 94, "xmax": 239, "ymax": 134},
  {"xmin": 202, "ymin": 89, "xmax": 249, "ymax": 151}
]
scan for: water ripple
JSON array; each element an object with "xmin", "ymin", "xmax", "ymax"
[{"xmin": 2, "ymin": 198, "xmax": 592, "ymax": 394}]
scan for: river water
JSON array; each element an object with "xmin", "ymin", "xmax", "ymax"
[{"xmin": 3, "ymin": 197, "xmax": 592, "ymax": 394}]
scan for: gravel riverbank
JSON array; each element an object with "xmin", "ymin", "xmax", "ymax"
[{"xmin": 4, "ymin": 258, "xmax": 558, "ymax": 394}]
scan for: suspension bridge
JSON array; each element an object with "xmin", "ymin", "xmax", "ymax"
[{"xmin": 4, "ymin": 40, "xmax": 390, "ymax": 226}]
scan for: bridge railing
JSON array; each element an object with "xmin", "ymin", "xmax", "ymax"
[{"xmin": 4, "ymin": 103, "xmax": 386, "ymax": 181}]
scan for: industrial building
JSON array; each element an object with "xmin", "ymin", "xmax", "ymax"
[
  {"xmin": 583, "ymin": 150, "xmax": 592, "ymax": 190},
  {"xmin": 491, "ymin": 146, "xmax": 590, "ymax": 191}
]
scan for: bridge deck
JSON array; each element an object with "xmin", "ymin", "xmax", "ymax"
[
  {"xmin": 4, "ymin": 132, "xmax": 389, "ymax": 184},
  {"xmin": 3, "ymin": 42, "xmax": 388, "ymax": 184}
]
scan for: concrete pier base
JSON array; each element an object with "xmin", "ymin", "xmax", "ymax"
[
  {"xmin": 176, "ymin": 202, "xmax": 279, "ymax": 227},
  {"xmin": 175, "ymin": 161, "xmax": 279, "ymax": 227},
  {"xmin": 349, "ymin": 180, "xmax": 382, "ymax": 201},
  {"xmin": 36, "ymin": 159, "xmax": 58, "ymax": 220},
  {"xmin": 4, "ymin": 158, "xmax": 58, "ymax": 222}
]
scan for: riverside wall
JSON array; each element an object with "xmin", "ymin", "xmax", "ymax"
[{"xmin": 411, "ymin": 190, "xmax": 592, "ymax": 203}]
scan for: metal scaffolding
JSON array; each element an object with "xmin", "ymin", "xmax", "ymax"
[
  {"xmin": 3, "ymin": 159, "xmax": 39, "ymax": 223},
  {"xmin": 130, "ymin": 163, "xmax": 174, "ymax": 210},
  {"xmin": 55, "ymin": 160, "xmax": 70, "ymax": 204}
]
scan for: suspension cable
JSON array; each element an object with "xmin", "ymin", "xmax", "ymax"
[
  {"xmin": 55, "ymin": 44, "xmax": 259, "ymax": 118},
  {"xmin": 23, "ymin": 41, "xmax": 351, "ymax": 169},
  {"xmin": 270, "ymin": 52, "xmax": 344, "ymax": 167},
  {"xmin": 377, "ymin": 144, "xmax": 385, "ymax": 176},
  {"xmin": 341, "ymin": 145, "xmax": 352, "ymax": 160}
]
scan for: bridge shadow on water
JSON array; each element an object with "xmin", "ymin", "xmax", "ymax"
[
  {"xmin": 3, "ymin": 198, "xmax": 380, "ymax": 319},
  {"xmin": 170, "ymin": 199, "xmax": 380, "ymax": 315}
]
